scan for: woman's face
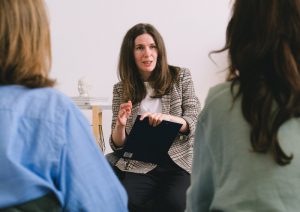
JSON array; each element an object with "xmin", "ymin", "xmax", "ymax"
[{"xmin": 133, "ymin": 33, "xmax": 158, "ymax": 81}]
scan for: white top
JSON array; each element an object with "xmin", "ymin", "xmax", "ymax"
[{"xmin": 139, "ymin": 82, "xmax": 162, "ymax": 114}]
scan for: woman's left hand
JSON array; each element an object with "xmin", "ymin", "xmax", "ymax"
[
  {"xmin": 139, "ymin": 112, "xmax": 170, "ymax": 127},
  {"xmin": 140, "ymin": 112, "xmax": 188, "ymax": 133}
]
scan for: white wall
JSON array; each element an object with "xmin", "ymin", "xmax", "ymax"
[{"xmin": 45, "ymin": 0, "xmax": 231, "ymax": 153}]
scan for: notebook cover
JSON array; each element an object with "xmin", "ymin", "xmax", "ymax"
[{"xmin": 118, "ymin": 115, "xmax": 182, "ymax": 164}]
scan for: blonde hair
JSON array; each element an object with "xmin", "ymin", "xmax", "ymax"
[{"xmin": 0, "ymin": 0, "xmax": 55, "ymax": 87}]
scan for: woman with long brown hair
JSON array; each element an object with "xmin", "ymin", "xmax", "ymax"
[
  {"xmin": 186, "ymin": 0, "xmax": 300, "ymax": 211},
  {"xmin": 109, "ymin": 23, "xmax": 200, "ymax": 212}
]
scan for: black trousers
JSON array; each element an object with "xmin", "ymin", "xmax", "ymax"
[
  {"xmin": 0, "ymin": 193, "xmax": 61, "ymax": 212},
  {"xmin": 115, "ymin": 157, "xmax": 190, "ymax": 212}
]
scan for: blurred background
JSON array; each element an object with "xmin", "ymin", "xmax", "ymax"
[{"xmin": 45, "ymin": 0, "xmax": 231, "ymax": 153}]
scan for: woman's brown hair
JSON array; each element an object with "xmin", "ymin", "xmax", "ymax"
[
  {"xmin": 0, "ymin": 0, "xmax": 55, "ymax": 88},
  {"xmin": 118, "ymin": 23, "xmax": 179, "ymax": 104},
  {"xmin": 215, "ymin": 0, "xmax": 300, "ymax": 165}
]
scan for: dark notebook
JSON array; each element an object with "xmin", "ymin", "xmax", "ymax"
[{"xmin": 118, "ymin": 115, "xmax": 182, "ymax": 164}]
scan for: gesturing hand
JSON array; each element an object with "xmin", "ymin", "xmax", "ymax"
[{"xmin": 117, "ymin": 100, "xmax": 132, "ymax": 126}]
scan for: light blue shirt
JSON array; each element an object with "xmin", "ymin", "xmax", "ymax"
[
  {"xmin": 0, "ymin": 85, "xmax": 128, "ymax": 211},
  {"xmin": 186, "ymin": 82, "xmax": 300, "ymax": 212}
]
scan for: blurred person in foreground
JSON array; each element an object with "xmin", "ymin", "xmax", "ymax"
[
  {"xmin": 0, "ymin": 0, "xmax": 128, "ymax": 211},
  {"xmin": 186, "ymin": 0, "xmax": 300, "ymax": 211}
]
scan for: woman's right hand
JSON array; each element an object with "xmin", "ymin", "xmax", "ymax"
[{"xmin": 116, "ymin": 100, "xmax": 132, "ymax": 127}]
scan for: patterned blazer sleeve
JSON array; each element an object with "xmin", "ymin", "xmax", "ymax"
[
  {"xmin": 109, "ymin": 82, "xmax": 124, "ymax": 151},
  {"xmin": 180, "ymin": 68, "xmax": 201, "ymax": 139},
  {"xmin": 167, "ymin": 67, "xmax": 200, "ymax": 173}
]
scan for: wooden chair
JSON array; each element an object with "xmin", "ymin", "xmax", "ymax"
[{"xmin": 92, "ymin": 106, "xmax": 105, "ymax": 152}]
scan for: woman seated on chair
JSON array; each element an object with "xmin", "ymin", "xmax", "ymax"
[{"xmin": 109, "ymin": 23, "xmax": 200, "ymax": 212}]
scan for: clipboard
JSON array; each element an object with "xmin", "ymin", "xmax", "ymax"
[{"xmin": 118, "ymin": 115, "xmax": 182, "ymax": 164}]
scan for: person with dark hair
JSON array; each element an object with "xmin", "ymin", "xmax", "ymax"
[
  {"xmin": 0, "ymin": 0, "xmax": 128, "ymax": 211},
  {"xmin": 109, "ymin": 23, "xmax": 200, "ymax": 212},
  {"xmin": 186, "ymin": 0, "xmax": 300, "ymax": 211}
]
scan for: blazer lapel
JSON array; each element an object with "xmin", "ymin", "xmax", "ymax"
[{"xmin": 161, "ymin": 93, "xmax": 171, "ymax": 115}]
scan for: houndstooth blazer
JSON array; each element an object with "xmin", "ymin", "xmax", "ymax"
[{"xmin": 109, "ymin": 67, "xmax": 200, "ymax": 174}]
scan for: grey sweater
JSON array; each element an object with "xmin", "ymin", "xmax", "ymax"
[{"xmin": 186, "ymin": 82, "xmax": 300, "ymax": 212}]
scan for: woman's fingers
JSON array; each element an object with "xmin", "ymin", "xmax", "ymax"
[
  {"xmin": 117, "ymin": 101, "xmax": 132, "ymax": 126},
  {"xmin": 119, "ymin": 101, "xmax": 132, "ymax": 116},
  {"xmin": 139, "ymin": 112, "xmax": 151, "ymax": 121},
  {"xmin": 150, "ymin": 113, "xmax": 164, "ymax": 126},
  {"xmin": 140, "ymin": 112, "xmax": 169, "ymax": 127}
]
